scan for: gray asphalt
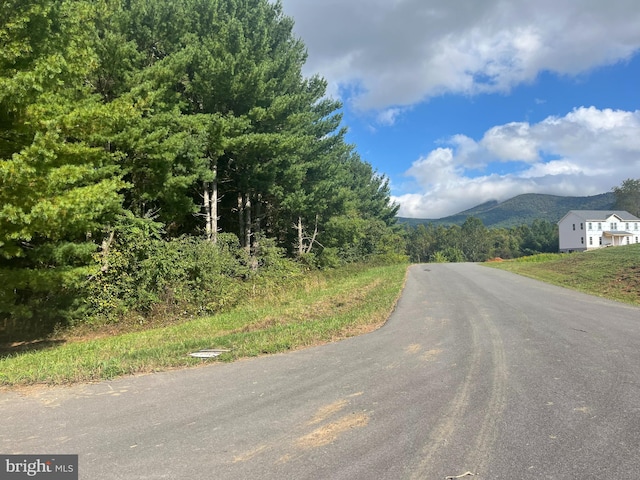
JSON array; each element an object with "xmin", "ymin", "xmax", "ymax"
[{"xmin": 2, "ymin": 263, "xmax": 640, "ymax": 479}]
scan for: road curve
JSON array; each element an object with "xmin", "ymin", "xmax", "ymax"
[{"xmin": 2, "ymin": 263, "xmax": 640, "ymax": 479}]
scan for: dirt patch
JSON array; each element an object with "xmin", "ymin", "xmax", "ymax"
[
  {"xmin": 421, "ymin": 348, "xmax": 442, "ymax": 362},
  {"xmin": 296, "ymin": 412, "xmax": 369, "ymax": 449},
  {"xmin": 232, "ymin": 445, "xmax": 269, "ymax": 463},
  {"xmin": 332, "ymin": 320, "xmax": 386, "ymax": 340},
  {"xmin": 308, "ymin": 399, "xmax": 349, "ymax": 426}
]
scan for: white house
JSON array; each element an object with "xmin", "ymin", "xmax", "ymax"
[{"xmin": 558, "ymin": 210, "xmax": 640, "ymax": 252}]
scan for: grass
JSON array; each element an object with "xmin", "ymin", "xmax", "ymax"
[
  {"xmin": 485, "ymin": 244, "xmax": 640, "ymax": 306},
  {"xmin": 0, "ymin": 263, "xmax": 408, "ymax": 388}
]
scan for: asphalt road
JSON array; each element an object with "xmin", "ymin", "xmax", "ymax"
[{"xmin": 2, "ymin": 263, "xmax": 640, "ymax": 479}]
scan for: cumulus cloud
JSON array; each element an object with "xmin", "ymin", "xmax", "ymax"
[
  {"xmin": 393, "ymin": 107, "xmax": 640, "ymax": 218},
  {"xmin": 376, "ymin": 107, "xmax": 405, "ymax": 126},
  {"xmin": 281, "ymin": 0, "xmax": 640, "ymax": 113}
]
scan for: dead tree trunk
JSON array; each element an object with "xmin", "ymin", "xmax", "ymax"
[
  {"xmin": 295, "ymin": 215, "xmax": 320, "ymax": 256},
  {"xmin": 204, "ymin": 181, "xmax": 212, "ymax": 241},
  {"xmin": 100, "ymin": 230, "xmax": 115, "ymax": 272},
  {"xmin": 203, "ymin": 160, "xmax": 218, "ymax": 243},
  {"xmin": 305, "ymin": 214, "xmax": 320, "ymax": 254},
  {"xmin": 244, "ymin": 193, "xmax": 252, "ymax": 255},
  {"xmin": 297, "ymin": 216, "xmax": 304, "ymax": 256},
  {"xmin": 253, "ymin": 194, "xmax": 262, "ymax": 253},
  {"xmin": 211, "ymin": 162, "xmax": 218, "ymax": 244},
  {"xmin": 237, "ymin": 192, "xmax": 245, "ymax": 249}
]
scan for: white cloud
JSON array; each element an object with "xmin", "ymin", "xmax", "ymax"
[
  {"xmin": 281, "ymin": 0, "xmax": 640, "ymax": 114},
  {"xmin": 482, "ymin": 123, "xmax": 540, "ymax": 162},
  {"xmin": 394, "ymin": 107, "xmax": 640, "ymax": 218},
  {"xmin": 376, "ymin": 107, "xmax": 405, "ymax": 126},
  {"xmin": 406, "ymin": 148, "xmax": 461, "ymax": 189}
]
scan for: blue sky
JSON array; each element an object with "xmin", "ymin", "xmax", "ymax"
[{"xmin": 279, "ymin": 0, "xmax": 640, "ymax": 218}]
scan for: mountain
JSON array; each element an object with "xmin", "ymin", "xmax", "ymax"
[{"xmin": 398, "ymin": 192, "xmax": 616, "ymax": 228}]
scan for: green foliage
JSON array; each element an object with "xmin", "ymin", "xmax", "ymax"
[
  {"xmin": 86, "ymin": 217, "xmax": 303, "ymax": 326},
  {"xmin": 320, "ymin": 215, "xmax": 406, "ymax": 264},
  {"xmin": 613, "ymin": 178, "xmax": 640, "ymax": 217},
  {"xmin": 460, "ymin": 216, "xmax": 490, "ymax": 262},
  {"xmin": 507, "ymin": 253, "xmax": 569, "ymax": 263},
  {"xmin": 314, "ymin": 247, "xmax": 342, "ymax": 269},
  {"xmin": 430, "ymin": 247, "xmax": 465, "ymax": 263},
  {"xmin": 405, "ymin": 217, "xmax": 560, "ymax": 263},
  {"xmin": 519, "ymin": 219, "xmax": 559, "ymax": 255},
  {"xmin": 0, "ymin": 0, "xmax": 131, "ymax": 339},
  {"xmin": 0, "ymin": 0, "xmax": 402, "ymax": 340}
]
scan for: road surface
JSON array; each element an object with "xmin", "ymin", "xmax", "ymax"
[{"xmin": 2, "ymin": 263, "xmax": 640, "ymax": 479}]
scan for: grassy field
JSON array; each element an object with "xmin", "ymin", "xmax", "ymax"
[
  {"xmin": 485, "ymin": 244, "xmax": 640, "ymax": 306},
  {"xmin": 0, "ymin": 264, "xmax": 407, "ymax": 388}
]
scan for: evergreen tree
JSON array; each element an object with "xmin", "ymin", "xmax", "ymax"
[
  {"xmin": 0, "ymin": 0, "xmax": 403, "ymax": 338},
  {"xmin": 0, "ymin": 0, "xmax": 131, "ymax": 336}
]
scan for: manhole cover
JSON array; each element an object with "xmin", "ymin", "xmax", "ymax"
[{"xmin": 189, "ymin": 348, "xmax": 231, "ymax": 358}]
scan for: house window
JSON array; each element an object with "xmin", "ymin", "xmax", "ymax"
[
  {"xmin": 635, "ymin": 223, "xmax": 638, "ymax": 230},
  {"xmin": 636, "ymin": 237, "xmax": 639, "ymax": 243},
  {"xmin": 589, "ymin": 237, "xmax": 593, "ymax": 245},
  {"xmin": 626, "ymin": 237, "xmax": 630, "ymax": 245},
  {"xmin": 599, "ymin": 237, "xmax": 602, "ymax": 245},
  {"xmin": 611, "ymin": 222, "xmax": 617, "ymax": 230},
  {"xmin": 598, "ymin": 222, "xmax": 602, "ymax": 230},
  {"xmin": 573, "ymin": 224, "xmax": 576, "ymax": 231},
  {"xmin": 581, "ymin": 237, "xmax": 584, "ymax": 244},
  {"xmin": 588, "ymin": 222, "xmax": 592, "ymax": 230},
  {"xmin": 626, "ymin": 223, "xmax": 630, "ymax": 230},
  {"xmin": 580, "ymin": 223, "xmax": 583, "ymax": 230}
]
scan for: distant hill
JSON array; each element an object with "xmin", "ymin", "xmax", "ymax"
[{"xmin": 398, "ymin": 192, "xmax": 616, "ymax": 228}]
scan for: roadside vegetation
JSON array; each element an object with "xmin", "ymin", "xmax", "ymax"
[
  {"xmin": 1, "ymin": 0, "xmax": 404, "ymax": 342},
  {"xmin": 485, "ymin": 244, "xmax": 640, "ymax": 306},
  {"xmin": 0, "ymin": 263, "xmax": 407, "ymax": 387}
]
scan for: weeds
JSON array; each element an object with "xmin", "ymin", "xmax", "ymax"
[{"xmin": 0, "ymin": 263, "xmax": 407, "ymax": 387}]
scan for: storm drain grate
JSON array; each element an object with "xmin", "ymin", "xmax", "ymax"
[{"xmin": 189, "ymin": 348, "xmax": 231, "ymax": 358}]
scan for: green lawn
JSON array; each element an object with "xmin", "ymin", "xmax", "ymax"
[{"xmin": 485, "ymin": 244, "xmax": 640, "ymax": 306}]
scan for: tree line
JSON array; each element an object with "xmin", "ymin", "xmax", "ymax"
[
  {"xmin": 0, "ymin": 0, "xmax": 404, "ymax": 339},
  {"xmin": 404, "ymin": 217, "xmax": 559, "ymax": 263}
]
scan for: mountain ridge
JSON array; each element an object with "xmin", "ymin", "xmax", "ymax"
[{"xmin": 398, "ymin": 192, "xmax": 616, "ymax": 228}]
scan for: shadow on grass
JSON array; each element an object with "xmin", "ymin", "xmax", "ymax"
[{"xmin": 0, "ymin": 339, "xmax": 66, "ymax": 359}]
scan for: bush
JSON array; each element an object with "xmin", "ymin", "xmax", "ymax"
[
  {"xmin": 430, "ymin": 247, "xmax": 465, "ymax": 263},
  {"xmin": 84, "ymin": 216, "xmax": 304, "ymax": 329}
]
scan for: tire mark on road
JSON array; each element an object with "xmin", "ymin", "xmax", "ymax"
[
  {"xmin": 467, "ymin": 311, "xmax": 508, "ymax": 475},
  {"xmin": 410, "ymin": 315, "xmax": 482, "ymax": 480},
  {"xmin": 231, "ymin": 393, "xmax": 369, "ymax": 466}
]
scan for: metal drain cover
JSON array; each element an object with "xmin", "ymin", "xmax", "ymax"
[{"xmin": 189, "ymin": 349, "xmax": 231, "ymax": 358}]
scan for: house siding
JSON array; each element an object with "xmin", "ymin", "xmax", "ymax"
[
  {"xmin": 558, "ymin": 212, "xmax": 587, "ymax": 252},
  {"xmin": 558, "ymin": 210, "xmax": 640, "ymax": 252}
]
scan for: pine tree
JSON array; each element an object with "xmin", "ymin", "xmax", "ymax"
[{"xmin": 0, "ymin": 0, "xmax": 131, "ymax": 336}]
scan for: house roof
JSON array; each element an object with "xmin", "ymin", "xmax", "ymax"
[
  {"xmin": 559, "ymin": 210, "xmax": 640, "ymax": 223},
  {"xmin": 602, "ymin": 230, "xmax": 634, "ymax": 237}
]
